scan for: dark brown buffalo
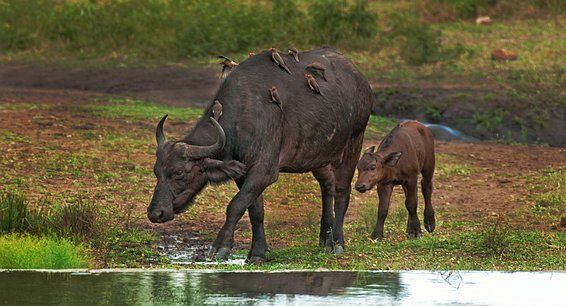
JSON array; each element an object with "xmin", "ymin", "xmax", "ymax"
[
  {"xmin": 147, "ymin": 47, "xmax": 373, "ymax": 263},
  {"xmin": 355, "ymin": 120, "xmax": 435, "ymax": 239}
]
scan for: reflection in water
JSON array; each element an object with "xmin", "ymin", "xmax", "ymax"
[{"xmin": 0, "ymin": 270, "xmax": 563, "ymax": 305}]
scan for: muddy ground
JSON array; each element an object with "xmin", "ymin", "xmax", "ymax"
[{"xmin": 0, "ymin": 64, "xmax": 564, "ymax": 269}]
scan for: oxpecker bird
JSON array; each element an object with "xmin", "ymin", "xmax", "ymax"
[
  {"xmin": 288, "ymin": 47, "xmax": 299, "ymax": 62},
  {"xmin": 269, "ymin": 86, "xmax": 283, "ymax": 111},
  {"xmin": 212, "ymin": 100, "xmax": 223, "ymax": 120},
  {"xmin": 305, "ymin": 74, "xmax": 322, "ymax": 95},
  {"xmin": 218, "ymin": 55, "xmax": 238, "ymax": 79},
  {"xmin": 306, "ymin": 62, "xmax": 327, "ymax": 81},
  {"xmin": 269, "ymin": 48, "xmax": 292, "ymax": 75}
]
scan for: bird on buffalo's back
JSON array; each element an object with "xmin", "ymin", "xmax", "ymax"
[
  {"xmin": 305, "ymin": 74, "xmax": 322, "ymax": 95},
  {"xmin": 306, "ymin": 62, "xmax": 327, "ymax": 81},
  {"xmin": 213, "ymin": 100, "xmax": 223, "ymax": 120},
  {"xmin": 269, "ymin": 86, "xmax": 283, "ymax": 111},
  {"xmin": 288, "ymin": 47, "xmax": 299, "ymax": 62},
  {"xmin": 269, "ymin": 48, "xmax": 292, "ymax": 75},
  {"xmin": 218, "ymin": 55, "xmax": 238, "ymax": 79}
]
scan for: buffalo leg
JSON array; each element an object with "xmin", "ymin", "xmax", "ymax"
[
  {"xmin": 371, "ymin": 184, "xmax": 393, "ymax": 240},
  {"xmin": 403, "ymin": 177, "xmax": 422, "ymax": 238},
  {"xmin": 208, "ymin": 167, "xmax": 277, "ymax": 260},
  {"xmin": 421, "ymin": 170, "xmax": 435, "ymax": 233},
  {"xmin": 312, "ymin": 165, "xmax": 335, "ymax": 247},
  {"xmin": 328, "ymin": 134, "xmax": 364, "ymax": 254},
  {"xmin": 246, "ymin": 195, "xmax": 268, "ymax": 264}
]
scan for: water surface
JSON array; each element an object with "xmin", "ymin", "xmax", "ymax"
[{"xmin": 0, "ymin": 270, "xmax": 563, "ymax": 305}]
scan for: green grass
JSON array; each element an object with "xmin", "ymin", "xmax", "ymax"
[
  {"xmin": 82, "ymin": 98, "xmax": 203, "ymax": 121},
  {"xmin": 0, "ymin": 234, "xmax": 89, "ymax": 269}
]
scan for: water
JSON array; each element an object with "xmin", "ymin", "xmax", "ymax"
[
  {"xmin": 156, "ymin": 234, "xmax": 246, "ymax": 266},
  {"xmin": 0, "ymin": 270, "xmax": 563, "ymax": 305}
]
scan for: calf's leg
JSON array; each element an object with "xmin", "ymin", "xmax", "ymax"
[
  {"xmin": 421, "ymin": 170, "xmax": 435, "ymax": 233},
  {"xmin": 371, "ymin": 184, "xmax": 393, "ymax": 240},
  {"xmin": 403, "ymin": 177, "xmax": 422, "ymax": 238},
  {"xmin": 312, "ymin": 165, "xmax": 335, "ymax": 247}
]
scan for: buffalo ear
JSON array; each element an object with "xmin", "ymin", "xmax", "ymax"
[
  {"xmin": 202, "ymin": 158, "xmax": 246, "ymax": 184},
  {"xmin": 364, "ymin": 146, "xmax": 376, "ymax": 155},
  {"xmin": 382, "ymin": 152, "xmax": 402, "ymax": 167}
]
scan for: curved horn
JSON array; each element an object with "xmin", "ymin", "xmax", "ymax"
[
  {"xmin": 156, "ymin": 114, "xmax": 168, "ymax": 147},
  {"xmin": 185, "ymin": 117, "xmax": 226, "ymax": 159}
]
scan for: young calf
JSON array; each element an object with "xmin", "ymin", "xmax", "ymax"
[{"xmin": 355, "ymin": 120, "xmax": 435, "ymax": 239}]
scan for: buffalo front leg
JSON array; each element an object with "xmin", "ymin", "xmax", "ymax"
[
  {"xmin": 371, "ymin": 184, "xmax": 393, "ymax": 240},
  {"xmin": 208, "ymin": 168, "xmax": 277, "ymax": 261},
  {"xmin": 403, "ymin": 178, "xmax": 422, "ymax": 239},
  {"xmin": 312, "ymin": 166, "xmax": 335, "ymax": 247}
]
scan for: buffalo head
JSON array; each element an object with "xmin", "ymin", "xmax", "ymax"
[{"xmin": 147, "ymin": 115, "xmax": 246, "ymax": 223}]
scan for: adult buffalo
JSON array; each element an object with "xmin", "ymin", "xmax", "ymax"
[{"xmin": 147, "ymin": 47, "xmax": 373, "ymax": 263}]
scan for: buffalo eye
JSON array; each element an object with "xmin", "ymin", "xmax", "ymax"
[
  {"xmin": 174, "ymin": 170, "xmax": 184, "ymax": 179},
  {"xmin": 370, "ymin": 165, "xmax": 376, "ymax": 171}
]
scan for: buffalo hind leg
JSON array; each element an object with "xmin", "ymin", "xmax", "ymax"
[
  {"xmin": 371, "ymin": 184, "xmax": 393, "ymax": 240},
  {"xmin": 312, "ymin": 165, "xmax": 335, "ymax": 247},
  {"xmin": 208, "ymin": 166, "xmax": 277, "ymax": 261},
  {"xmin": 327, "ymin": 134, "xmax": 364, "ymax": 254},
  {"xmin": 246, "ymin": 195, "xmax": 268, "ymax": 264},
  {"xmin": 421, "ymin": 170, "xmax": 435, "ymax": 233},
  {"xmin": 403, "ymin": 177, "xmax": 422, "ymax": 238}
]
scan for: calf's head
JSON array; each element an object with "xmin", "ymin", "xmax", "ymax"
[
  {"xmin": 147, "ymin": 115, "xmax": 246, "ymax": 223},
  {"xmin": 355, "ymin": 146, "xmax": 402, "ymax": 193}
]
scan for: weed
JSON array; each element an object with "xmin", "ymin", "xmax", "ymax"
[{"xmin": 479, "ymin": 218, "xmax": 511, "ymax": 257}]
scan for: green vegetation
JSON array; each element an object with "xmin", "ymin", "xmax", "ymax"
[
  {"xmin": 82, "ymin": 98, "xmax": 203, "ymax": 121},
  {"xmin": 0, "ymin": 234, "xmax": 88, "ymax": 269}
]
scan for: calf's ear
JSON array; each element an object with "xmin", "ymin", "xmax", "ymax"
[
  {"xmin": 364, "ymin": 146, "xmax": 376, "ymax": 155},
  {"xmin": 202, "ymin": 158, "xmax": 246, "ymax": 183},
  {"xmin": 382, "ymin": 152, "xmax": 402, "ymax": 167}
]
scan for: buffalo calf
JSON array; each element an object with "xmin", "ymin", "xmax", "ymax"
[{"xmin": 355, "ymin": 121, "xmax": 435, "ymax": 239}]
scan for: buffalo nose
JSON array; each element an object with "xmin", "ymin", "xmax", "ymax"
[
  {"xmin": 147, "ymin": 208, "xmax": 164, "ymax": 223},
  {"xmin": 355, "ymin": 183, "xmax": 367, "ymax": 192}
]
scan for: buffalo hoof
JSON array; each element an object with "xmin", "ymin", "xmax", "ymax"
[
  {"xmin": 207, "ymin": 246, "xmax": 231, "ymax": 260},
  {"xmin": 333, "ymin": 245, "xmax": 344, "ymax": 255},
  {"xmin": 370, "ymin": 236, "xmax": 384, "ymax": 243},
  {"xmin": 406, "ymin": 231, "xmax": 423, "ymax": 239},
  {"xmin": 246, "ymin": 256, "xmax": 267, "ymax": 265},
  {"xmin": 424, "ymin": 221, "xmax": 435, "ymax": 233}
]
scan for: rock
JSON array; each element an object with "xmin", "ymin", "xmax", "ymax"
[
  {"xmin": 491, "ymin": 49, "xmax": 517, "ymax": 61},
  {"xmin": 476, "ymin": 16, "xmax": 492, "ymax": 25}
]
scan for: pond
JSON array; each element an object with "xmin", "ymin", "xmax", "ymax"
[{"xmin": 0, "ymin": 270, "xmax": 563, "ymax": 305}]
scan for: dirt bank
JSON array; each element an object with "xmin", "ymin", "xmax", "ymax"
[{"xmin": 373, "ymin": 85, "xmax": 565, "ymax": 147}]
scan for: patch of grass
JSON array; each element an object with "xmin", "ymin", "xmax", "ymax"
[
  {"xmin": 82, "ymin": 98, "xmax": 203, "ymax": 121},
  {"xmin": 0, "ymin": 192, "xmax": 29, "ymax": 233},
  {"xmin": 436, "ymin": 154, "xmax": 472, "ymax": 179},
  {"xmin": 0, "ymin": 130, "xmax": 30, "ymax": 144},
  {"xmin": 528, "ymin": 168, "xmax": 565, "ymax": 221},
  {"xmin": 0, "ymin": 234, "xmax": 88, "ymax": 269},
  {"xmin": 364, "ymin": 115, "xmax": 398, "ymax": 140}
]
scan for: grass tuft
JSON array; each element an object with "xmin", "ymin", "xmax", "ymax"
[{"xmin": 0, "ymin": 234, "xmax": 88, "ymax": 269}]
